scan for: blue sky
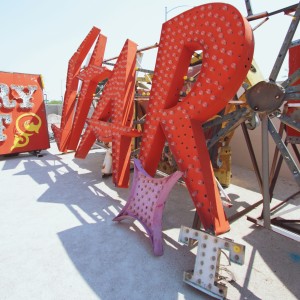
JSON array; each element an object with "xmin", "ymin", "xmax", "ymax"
[{"xmin": 1, "ymin": 0, "xmax": 299, "ymax": 100}]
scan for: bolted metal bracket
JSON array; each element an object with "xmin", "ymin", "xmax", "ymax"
[
  {"xmin": 246, "ymin": 81, "xmax": 285, "ymax": 113},
  {"xmin": 179, "ymin": 225, "xmax": 245, "ymax": 300}
]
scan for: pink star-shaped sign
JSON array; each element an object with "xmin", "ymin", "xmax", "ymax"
[{"xmin": 113, "ymin": 158, "xmax": 183, "ymax": 256}]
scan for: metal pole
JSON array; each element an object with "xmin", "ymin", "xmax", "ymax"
[
  {"xmin": 262, "ymin": 115, "xmax": 271, "ymax": 228},
  {"xmin": 244, "ymin": 0, "xmax": 253, "ymax": 16},
  {"xmin": 165, "ymin": 6, "xmax": 167, "ymax": 22},
  {"xmin": 165, "ymin": 5, "xmax": 194, "ymax": 22},
  {"xmin": 103, "ymin": 43, "xmax": 158, "ymax": 63},
  {"xmin": 269, "ymin": 3, "xmax": 300, "ymax": 82},
  {"xmin": 60, "ymin": 79, "xmax": 63, "ymax": 101}
]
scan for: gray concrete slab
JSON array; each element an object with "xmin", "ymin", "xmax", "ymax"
[{"xmin": 0, "ymin": 142, "xmax": 299, "ymax": 300}]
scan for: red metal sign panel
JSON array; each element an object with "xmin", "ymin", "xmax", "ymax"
[
  {"xmin": 54, "ymin": 3, "xmax": 254, "ymax": 235},
  {"xmin": 286, "ymin": 43, "xmax": 300, "ymax": 137},
  {"xmin": 0, "ymin": 71, "xmax": 49, "ymax": 155},
  {"xmin": 139, "ymin": 3, "xmax": 254, "ymax": 234}
]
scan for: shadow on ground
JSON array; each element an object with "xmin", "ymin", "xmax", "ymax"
[
  {"xmin": 2, "ymin": 147, "xmax": 212, "ymax": 299},
  {"xmin": 2, "ymin": 145, "xmax": 299, "ymax": 299}
]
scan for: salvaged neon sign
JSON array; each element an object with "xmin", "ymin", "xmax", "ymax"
[
  {"xmin": 0, "ymin": 83, "xmax": 37, "ymax": 109},
  {"xmin": 75, "ymin": 39, "xmax": 140, "ymax": 188},
  {"xmin": 139, "ymin": 3, "xmax": 254, "ymax": 234},
  {"xmin": 55, "ymin": 3, "xmax": 254, "ymax": 235},
  {"xmin": 0, "ymin": 72, "xmax": 49, "ymax": 155},
  {"xmin": 52, "ymin": 27, "xmax": 111, "ymax": 152}
]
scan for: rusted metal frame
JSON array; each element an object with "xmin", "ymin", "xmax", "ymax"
[
  {"xmin": 133, "ymin": 119, "xmax": 145, "ymax": 125},
  {"xmin": 287, "ymin": 136, "xmax": 300, "ymax": 143},
  {"xmin": 202, "ymin": 107, "xmax": 247, "ymax": 130},
  {"xmin": 273, "ymin": 219, "xmax": 300, "ymax": 223},
  {"xmin": 282, "ymin": 68, "xmax": 300, "ymax": 88},
  {"xmin": 271, "ymin": 196, "xmax": 300, "ymax": 235},
  {"xmin": 268, "ymin": 117, "xmax": 286, "ymax": 199},
  {"xmin": 192, "ymin": 108, "xmax": 248, "ymax": 230},
  {"xmin": 243, "ymin": 0, "xmax": 268, "ymax": 31},
  {"xmin": 278, "ymin": 113, "xmax": 300, "ymax": 132},
  {"xmin": 268, "ymin": 118, "xmax": 300, "ymax": 186},
  {"xmin": 206, "ymin": 109, "xmax": 249, "ymax": 150},
  {"xmin": 267, "ymin": 3, "xmax": 299, "ymax": 17},
  {"xmin": 103, "ymin": 61, "xmax": 155, "ymax": 75},
  {"xmin": 191, "ymin": 213, "xmax": 203, "ymax": 234},
  {"xmin": 285, "ymin": 84, "xmax": 300, "ymax": 94},
  {"xmin": 228, "ymin": 108, "xmax": 277, "ymax": 224},
  {"xmin": 244, "ymin": 0, "xmax": 253, "ymax": 16},
  {"xmin": 191, "ymin": 108, "xmax": 254, "ymax": 225},
  {"xmin": 247, "ymin": 213, "xmax": 300, "ymax": 241},
  {"xmin": 269, "ymin": 190, "xmax": 300, "ymax": 214},
  {"xmin": 268, "ymin": 140, "xmax": 285, "ymax": 200},
  {"xmin": 255, "ymin": 2, "xmax": 300, "ymax": 231},
  {"xmin": 284, "ymin": 93, "xmax": 300, "ymax": 100},
  {"xmin": 254, "ymin": 118, "xmax": 300, "ymax": 229},
  {"xmin": 103, "ymin": 43, "xmax": 159, "ymax": 63},
  {"xmin": 102, "ymin": 61, "xmax": 115, "ymax": 67},
  {"xmin": 267, "ymin": 127, "xmax": 300, "ymax": 218},
  {"xmin": 260, "ymin": 115, "xmax": 271, "ymax": 228},
  {"xmin": 252, "ymin": 18, "xmax": 269, "ymax": 32},
  {"xmin": 228, "ymin": 120, "xmax": 264, "ymax": 222},
  {"xmin": 246, "ymin": 3, "xmax": 299, "ymax": 22},
  {"xmin": 266, "ymin": 143, "xmax": 299, "ymax": 221},
  {"xmin": 271, "ymin": 218, "xmax": 300, "ymax": 235},
  {"xmin": 135, "ymin": 67, "xmax": 154, "ymax": 74},
  {"xmin": 291, "ymin": 143, "xmax": 300, "ymax": 161},
  {"xmin": 246, "ymin": 122, "xmax": 300, "ymax": 228},
  {"xmin": 228, "ymin": 199, "xmax": 264, "ymax": 223},
  {"xmin": 204, "ymin": 108, "xmax": 226, "ymax": 169},
  {"xmin": 269, "ymin": 3, "xmax": 300, "ymax": 82},
  {"xmin": 228, "ymin": 120, "xmax": 264, "ymax": 223}
]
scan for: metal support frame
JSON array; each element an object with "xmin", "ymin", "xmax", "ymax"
[
  {"xmin": 244, "ymin": 0, "xmax": 253, "ymax": 16},
  {"xmin": 205, "ymin": 107, "xmax": 250, "ymax": 150},
  {"xmin": 227, "ymin": 122, "xmax": 264, "ymax": 223},
  {"xmin": 268, "ymin": 118, "xmax": 300, "ymax": 185},
  {"xmin": 246, "ymin": 116, "xmax": 300, "ymax": 239},
  {"xmin": 278, "ymin": 113, "xmax": 300, "ymax": 132},
  {"xmin": 242, "ymin": 2, "xmax": 300, "ymax": 241},
  {"xmin": 261, "ymin": 115, "xmax": 271, "ymax": 228},
  {"xmin": 269, "ymin": 4, "xmax": 300, "ymax": 82}
]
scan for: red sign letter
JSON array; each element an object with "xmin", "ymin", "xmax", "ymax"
[
  {"xmin": 139, "ymin": 3, "xmax": 254, "ymax": 234},
  {"xmin": 76, "ymin": 39, "xmax": 140, "ymax": 188},
  {"xmin": 52, "ymin": 27, "xmax": 111, "ymax": 152}
]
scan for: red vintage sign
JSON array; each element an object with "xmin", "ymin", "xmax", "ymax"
[
  {"xmin": 286, "ymin": 42, "xmax": 300, "ymax": 138},
  {"xmin": 53, "ymin": 3, "xmax": 254, "ymax": 236},
  {"xmin": 0, "ymin": 71, "xmax": 49, "ymax": 155}
]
